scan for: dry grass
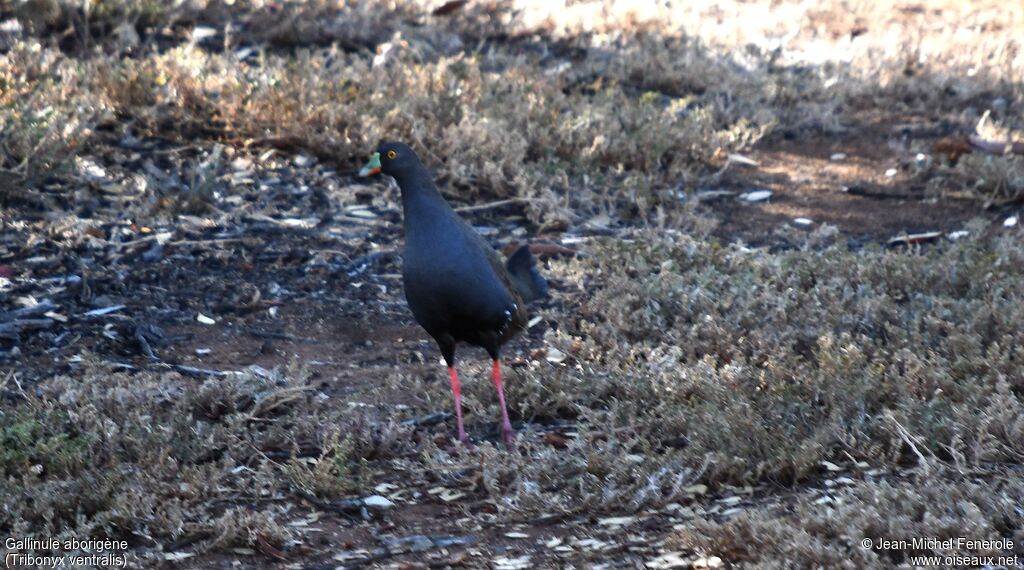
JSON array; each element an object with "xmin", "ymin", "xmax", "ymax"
[
  {"xmin": 0, "ymin": 361, "xmax": 410, "ymax": 549},
  {"xmin": 0, "ymin": 41, "xmax": 104, "ymax": 198},
  {"xmin": 675, "ymin": 473, "xmax": 1023, "ymax": 568},
  {"xmin": 4, "ymin": 229, "xmax": 1024, "ymax": 561},
  {"xmin": 3, "ymin": 0, "xmax": 1021, "ymax": 214},
  {"xmin": 433, "ymin": 229, "xmax": 1024, "ymax": 514},
  {"xmin": 3, "ymin": 0, "xmax": 1024, "ymax": 565}
]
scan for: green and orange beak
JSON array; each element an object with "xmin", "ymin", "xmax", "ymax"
[{"xmin": 358, "ymin": 152, "xmax": 381, "ymax": 177}]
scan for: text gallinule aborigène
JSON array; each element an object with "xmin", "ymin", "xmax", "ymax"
[{"xmin": 360, "ymin": 142, "xmax": 547, "ymax": 446}]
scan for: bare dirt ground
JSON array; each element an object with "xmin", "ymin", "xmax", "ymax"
[
  {"xmin": 727, "ymin": 136, "xmax": 981, "ymax": 241},
  {"xmin": 3, "ymin": 130, "xmax": 1013, "ymax": 568},
  {"xmin": 3, "ymin": 1, "xmax": 1024, "ymax": 568}
]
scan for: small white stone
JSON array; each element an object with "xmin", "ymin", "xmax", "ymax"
[
  {"xmin": 546, "ymin": 349, "xmax": 567, "ymax": 364},
  {"xmin": 727, "ymin": 153, "xmax": 759, "ymax": 167},
  {"xmin": 373, "ymin": 42, "xmax": 394, "ymax": 68},
  {"xmin": 345, "ymin": 208, "xmax": 377, "ymax": 219},
  {"xmin": 693, "ymin": 556, "xmax": 723, "ymax": 569},
  {"xmin": 598, "ymin": 516, "xmax": 638, "ymax": 527},
  {"xmin": 1004, "ymin": 216, "xmax": 1018, "ymax": 228},
  {"xmin": 740, "ymin": 190, "xmax": 773, "ymax": 202},
  {"xmin": 362, "ymin": 495, "xmax": 394, "ymax": 509},
  {"xmin": 192, "ymin": 26, "xmax": 217, "ymax": 41}
]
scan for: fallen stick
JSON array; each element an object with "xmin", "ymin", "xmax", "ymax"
[
  {"xmin": 844, "ymin": 186, "xmax": 919, "ymax": 201},
  {"xmin": 171, "ymin": 364, "xmax": 230, "ymax": 378},
  {"xmin": 454, "ymin": 197, "xmax": 529, "ymax": 213},
  {"xmin": 295, "ymin": 490, "xmax": 370, "ymax": 517},
  {"xmin": 968, "ymin": 135, "xmax": 1024, "ymax": 156},
  {"xmin": 339, "ymin": 534, "xmax": 477, "ymax": 569},
  {"xmin": 0, "ymin": 299, "xmax": 57, "ymax": 322},
  {"xmin": 0, "ymin": 318, "xmax": 55, "ymax": 339},
  {"xmin": 400, "ymin": 411, "xmax": 450, "ymax": 428},
  {"xmin": 887, "ymin": 231, "xmax": 943, "ymax": 247},
  {"xmin": 886, "ymin": 412, "xmax": 932, "ymax": 474},
  {"xmin": 102, "ymin": 361, "xmax": 231, "ymax": 378},
  {"xmin": 294, "ymin": 490, "xmax": 395, "ymax": 522},
  {"xmin": 345, "ymin": 251, "xmax": 394, "ymax": 277},
  {"xmin": 246, "ymin": 329, "xmax": 317, "ymax": 342},
  {"xmin": 135, "ymin": 329, "xmax": 158, "ymax": 361},
  {"xmin": 81, "ymin": 305, "xmax": 126, "ymax": 318},
  {"xmin": 934, "ymin": 135, "xmax": 1024, "ymax": 162}
]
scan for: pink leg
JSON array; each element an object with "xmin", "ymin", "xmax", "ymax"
[
  {"xmin": 448, "ymin": 367, "xmax": 468, "ymax": 445},
  {"xmin": 491, "ymin": 360, "xmax": 515, "ymax": 446}
]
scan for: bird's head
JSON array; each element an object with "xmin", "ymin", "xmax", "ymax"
[{"xmin": 358, "ymin": 141, "xmax": 420, "ymax": 178}]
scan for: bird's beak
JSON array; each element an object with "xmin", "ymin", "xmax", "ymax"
[{"xmin": 359, "ymin": 152, "xmax": 382, "ymax": 177}]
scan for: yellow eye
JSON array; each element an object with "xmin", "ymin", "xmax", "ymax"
[{"xmin": 386, "ymin": 150, "xmax": 397, "ymax": 159}]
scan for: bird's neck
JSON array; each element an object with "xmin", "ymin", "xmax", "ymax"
[{"xmin": 394, "ymin": 165, "xmax": 455, "ymax": 221}]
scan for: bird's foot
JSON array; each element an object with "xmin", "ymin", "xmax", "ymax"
[
  {"xmin": 501, "ymin": 426, "xmax": 516, "ymax": 448},
  {"xmin": 445, "ymin": 434, "xmax": 474, "ymax": 453}
]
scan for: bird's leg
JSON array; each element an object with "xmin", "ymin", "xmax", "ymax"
[
  {"xmin": 491, "ymin": 360, "xmax": 515, "ymax": 446},
  {"xmin": 447, "ymin": 366, "xmax": 469, "ymax": 445}
]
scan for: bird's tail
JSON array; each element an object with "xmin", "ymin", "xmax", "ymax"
[{"xmin": 505, "ymin": 245, "xmax": 549, "ymax": 303}]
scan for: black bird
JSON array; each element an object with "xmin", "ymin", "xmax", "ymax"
[{"xmin": 360, "ymin": 142, "xmax": 547, "ymax": 446}]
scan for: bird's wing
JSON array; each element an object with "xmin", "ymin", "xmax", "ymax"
[
  {"xmin": 504, "ymin": 244, "xmax": 548, "ymax": 302},
  {"xmin": 472, "ymin": 230, "xmax": 521, "ymax": 303},
  {"xmin": 471, "ymin": 232, "xmax": 531, "ymax": 335}
]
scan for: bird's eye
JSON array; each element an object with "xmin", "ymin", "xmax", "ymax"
[{"xmin": 386, "ymin": 150, "xmax": 397, "ymax": 159}]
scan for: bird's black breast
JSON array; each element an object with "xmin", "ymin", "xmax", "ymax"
[{"xmin": 402, "ymin": 218, "xmax": 519, "ymax": 348}]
